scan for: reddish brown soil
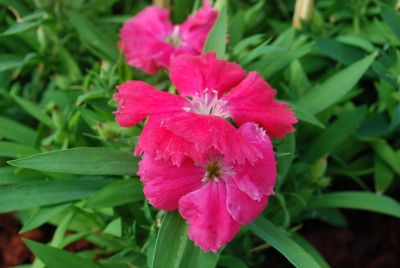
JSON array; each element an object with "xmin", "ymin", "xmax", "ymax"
[
  {"xmin": 1, "ymin": 211, "xmax": 400, "ymax": 267},
  {"xmin": 302, "ymin": 211, "xmax": 400, "ymax": 268},
  {"xmin": 0, "ymin": 213, "xmax": 44, "ymax": 268}
]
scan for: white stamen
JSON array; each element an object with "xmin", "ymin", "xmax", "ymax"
[{"xmin": 183, "ymin": 88, "xmax": 230, "ymax": 118}]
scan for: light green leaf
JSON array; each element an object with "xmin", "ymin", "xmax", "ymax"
[
  {"xmin": 8, "ymin": 147, "xmax": 138, "ymax": 175},
  {"xmin": 152, "ymin": 212, "xmax": 219, "ymax": 268},
  {"xmin": 0, "ymin": 141, "xmax": 38, "ymax": 158},
  {"xmin": 24, "ymin": 240, "xmax": 102, "ymax": 268},
  {"xmin": 298, "ymin": 53, "xmax": 376, "ymax": 114},
  {"xmin": 20, "ymin": 203, "xmax": 72, "ymax": 233},
  {"xmin": 0, "ymin": 116, "xmax": 36, "ymax": 145},
  {"xmin": 307, "ymin": 191, "xmax": 400, "ymax": 218},
  {"xmin": 372, "ymin": 140, "xmax": 400, "ymax": 176},
  {"xmin": 288, "ymin": 102, "xmax": 325, "ymax": 128},
  {"xmin": 2, "ymin": 20, "xmax": 41, "ymax": 36},
  {"xmin": 249, "ymin": 218, "xmax": 321, "ymax": 268},
  {"xmin": 374, "ymin": 156, "xmax": 395, "ymax": 193},
  {"xmin": 203, "ymin": 0, "xmax": 227, "ymax": 58},
  {"xmin": 86, "ymin": 179, "xmax": 144, "ymax": 208},
  {"xmin": 0, "ymin": 178, "xmax": 112, "ymax": 213}
]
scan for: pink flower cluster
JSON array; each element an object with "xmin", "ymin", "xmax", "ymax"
[{"xmin": 115, "ymin": 3, "xmax": 297, "ymax": 253}]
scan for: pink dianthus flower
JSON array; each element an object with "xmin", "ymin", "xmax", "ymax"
[
  {"xmin": 138, "ymin": 122, "xmax": 276, "ymax": 252},
  {"xmin": 119, "ymin": 1, "xmax": 217, "ymax": 74},
  {"xmin": 114, "ymin": 53, "xmax": 297, "ymax": 166}
]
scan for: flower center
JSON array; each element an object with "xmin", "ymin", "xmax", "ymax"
[
  {"xmin": 165, "ymin": 26, "xmax": 181, "ymax": 46},
  {"xmin": 183, "ymin": 89, "xmax": 229, "ymax": 118},
  {"xmin": 202, "ymin": 159, "xmax": 235, "ymax": 183}
]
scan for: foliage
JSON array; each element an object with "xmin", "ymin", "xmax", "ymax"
[{"xmin": 0, "ymin": 0, "xmax": 399, "ymax": 267}]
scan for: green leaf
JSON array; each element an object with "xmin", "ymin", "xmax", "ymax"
[
  {"xmin": 291, "ymin": 234, "xmax": 330, "ymax": 268},
  {"xmin": 0, "ymin": 141, "xmax": 38, "ymax": 158},
  {"xmin": 374, "ymin": 156, "xmax": 395, "ymax": 193},
  {"xmin": 0, "ymin": 116, "xmax": 36, "ymax": 145},
  {"xmin": 307, "ymin": 191, "xmax": 400, "ymax": 218},
  {"xmin": 8, "ymin": 147, "xmax": 138, "ymax": 175},
  {"xmin": 86, "ymin": 179, "xmax": 144, "ymax": 208},
  {"xmin": 288, "ymin": 102, "xmax": 325, "ymax": 128},
  {"xmin": 20, "ymin": 203, "xmax": 72, "ymax": 233},
  {"xmin": 381, "ymin": 5, "xmax": 400, "ymax": 39},
  {"xmin": 249, "ymin": 218, "xmax": 321, "ymax": 268},
  {"xmin": 298, "ymin": 53, "xmax": 376, "ymax": 114},
  {"xmin": 24, "ymin": 240, "xmax": 102, "ymax": 268},
  {"xmin": 0, "ymin": 54, "xmax": 26, "ymax": 72},
  {"xmin": 303, "ymin": 106, "xmax": 367, "ymax": 162},
  {"xmin": 203, "ymin": 0, "xmax": 227, "ymax": 58},
  {"xmin": 372, "ymin": 140, "xmax": 400, "ymax": 176},
  {"xmin": 0, "ymin": 178, "xmax": 112, "ymax": 213},
  {"xmin": 219, "ymin": 256, "xmax": 248, "ymax": 268},
  {"xmin": 276, "ymin": 133, "xmax": 296, "ymax": 188},
  {"xmin": 12, "ymin": 94, "xmax": 54, "ymax": 128},
  {"xmin": 67, "ymin": 11, "xmax": 118, "ymax": 61},
  {"xmin": 151, "ymin": 212, "xmax": 219, "ymax": 268},
  {"xmin": 2, "ymin": 20, "xmax": 41, "ymax": 36}
]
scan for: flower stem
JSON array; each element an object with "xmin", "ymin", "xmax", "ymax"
[{"xmin": 293, "ymin": 0, "xmax": 314, "ymax": 29}]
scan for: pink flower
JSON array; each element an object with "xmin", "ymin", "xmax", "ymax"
[
  {"xmin": 138, "ymin": 123, "xmax": 276, "ymax": 252},
  {"xmin": 114, "ymin": 53, "xmax": 297, "ymax": 165},
  {"xmin": 119, "ymin": 2, "xmax": 217, "ymax": 74}
]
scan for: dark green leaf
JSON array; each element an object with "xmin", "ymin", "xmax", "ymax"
[
  {"xmin": 151, "ymin": 212, "xmax": 219, "ymax": 268},
  {"xmin": 86, "ymin": 179, "xmax": 144, "ymax": 208},
  {"xmin": 303, "ymin": 106, "xmax": 367, "ymax": 162},
  {"xmin": 0, "ymin": 178, "xmax": 112, "ymax": 213},
  {"xmin": 298, "ymin": 53, "xmax": 376, "ymax": 114},
  {"xmin": 24, "ymin": 240, "xmax": 103, "ymax": 268},
  {"xmin": 8, "ymin": 147, "xmax": 138, "ymax": 175},
  {"xmin": 250, "ymin": 218, "xmax": 321, "ymax": 268},
  {"xmin": 308, "ymin": 191, "xmax": 400, "ymax": 218}
]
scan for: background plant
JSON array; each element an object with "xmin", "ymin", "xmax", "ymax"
[{"xmin": 0, "ymin": 0, "xmax": 399, "ymax": 267}]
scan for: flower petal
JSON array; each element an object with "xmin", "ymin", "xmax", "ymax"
[
  {"xmin": 163, "ymin": 112, "xmax": 263, "ymax": 165},
  {"xmin": 114, "ymin": 81, "xmax": 188, "ymax": 127},
  {"xmin": 225, "ymin": 178, "xmax": 269, "ymax": 225},
  {"xmin": 232, "ymin": 122, "xmax": 277, "ymax": 201},
  {"xmin": 119, "ymin": 6, "xmax": 174, "ymax": 73},
  {"xmin": 179, "ymin": 3, "xmax": 218, "ymax": 53},
  {"xmin": 169, "ymin": 53, "xmax": 246, "ymax": 97},
  {"xmin": 135, "ymin": 115, "xmax": 202, "ymax": 166},
  {"xmin": 223, "ymin": 72, "xmax": 298, "ymax": 138},
  {"xmin": 138, "ymin": 154, "xmax": 203, "ymax": 211},
  {"xmin": 179, "ymin": 181, "xmax": 241, "ymax": 252}
]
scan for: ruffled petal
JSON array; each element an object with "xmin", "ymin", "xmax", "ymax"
[
  {"xmin": 114, "ymin": 81, "xmax": 188, "ymax": 127},
  {"xmin": 223, "ymin": 72, "xmax": 298, "ymax": 138},
  {"xmin": 179, "ymin": 181, "xmax": 241, "ymax": 252},
  {"xmin": 162, "ymin": 112, "xmax": 263, "ymax": 165},
  {"xmin": 138, "ymin": 154, "xmax": 203, "ymax": 211},
  {"xmin": 169, "ymin": 53, "xmax": 246, "ymax": 97},
  {"xmin": 119, "ymin": 6, "xmax": 175, "ymax": 73},
  {"xmin": 135, "ymin": 115, "xmax": 202, "ymax": 166},
  {"xmin": 225, "ymin": 178, "xmax": 269, "ymax": 225},
  {"xmin": 179, "ymin": 3, "xmax": 218, "ymax": 53},
  {"xmin": 232, "ymin": 123, "xmax": 277, "ymax": 201}
]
